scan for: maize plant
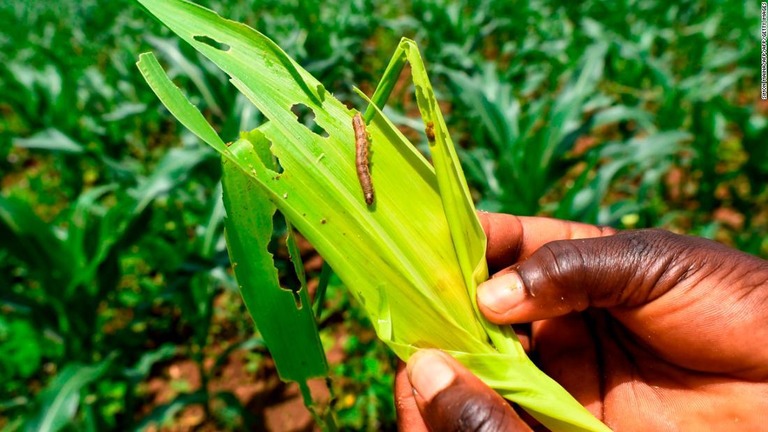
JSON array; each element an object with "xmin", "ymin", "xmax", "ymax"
[{"xmin": 135, "ymin": 0, "xmax": 609, "ymax": 430}]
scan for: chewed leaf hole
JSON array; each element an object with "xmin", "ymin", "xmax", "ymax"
[
  {"xmin": 273, "ymin": 154, "xmax": 285, "ymax": 174},
  {"xmin": 193, "ymin": 35, "xmax": 230, "ymax": 51},
  {"xmin": 283, "ymin": 285, "xmax": 302, "ymax": 309},
  {"xmin": 291, "ymin": 103, "xmax": 329, "ymax": 138},
  {"xmin": 267, "ymin": 214, "xmax": 303, "ymax": 309}
]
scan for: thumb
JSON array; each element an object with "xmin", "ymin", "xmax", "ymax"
[
  {"xmin": 477, "ymin": 229, "xmax": 721, "ymax": 324},
  {"xmin": 406, "ymin": 349, "xmax": 531, "ymax": 432}
]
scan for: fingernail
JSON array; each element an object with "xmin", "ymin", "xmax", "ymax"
[
  {"xmin": 407, "ymin": 350, "xmax": 456, "ymax": 401},
  {"xmin": 477, "ymin": 273, "xmax": 526, "ymax": 313}
]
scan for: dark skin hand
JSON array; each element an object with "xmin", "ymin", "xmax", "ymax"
[{"xmin": 396, "ymin": 212, "xmax": 768, "ymax": 431}]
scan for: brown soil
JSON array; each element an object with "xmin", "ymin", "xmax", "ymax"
[
  {"xmin": 138, "ymin": 339, "xmax": 341, "ymax": 431},
  {"xmin": 137, "ymin": 235, "xmax": 348, "ymax": 431}
]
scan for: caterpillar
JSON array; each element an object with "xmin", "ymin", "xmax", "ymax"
[{"xmin": 352, "ymin": 113, "xmax": 374, "ymax": 205}]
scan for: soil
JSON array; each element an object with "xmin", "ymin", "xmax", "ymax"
[
  {"xmin": 138, "ymin": 326, "xmax": 345, "ymax": 432},
  {"xmin": 137, "ymin": 236, "xmax": 345, "ymax": 432}
]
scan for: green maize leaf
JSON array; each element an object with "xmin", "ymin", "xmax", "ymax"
[
  {"xmin": 135, "ymin": 0, "xmax": 610, "ymax": 430},
  {"xmin": 0, "ymin": 194, "xmax": 74, "ymax": 287},
  {"xmin": 222, "ymin": 136, "xmax": 328, "ymax": 384},
  {"xmin": 223, "ymin": 136, "xmax": 334, "ymax": 427},
  {"xmin": 124, "ymin": 344, "xmax": 178, "ymax": 382},
  {"xmin": 145, "ymin": 35, "xmax": 224, "ymax": 117},
  {"xmin": 24, "ymin": 359, "xmax": 112, "ymax": 432},
  {"xmin": 313, "ymin": 263, "xmax": 333, "ymax": 319},
  {"xmin": 136, "ymin": 21, "xmax": 490, "ymax": 356},
  {"xmin": 140, "ymin": 53, "xmax": 330, "ymax": 399},
  {"xmin": 364, "ymin": 39, "xmax": 522, "ymax": 358},
  {"xmin": 135, "ymin": 52, "xmax": 227, "ymax": 153},
  {"xmin": 12, "ymin": 128, "xmax": 84, "ymax": 154}
]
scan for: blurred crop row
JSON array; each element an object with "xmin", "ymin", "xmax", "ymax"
[{"xmin": 1, "ymin": 0, "xmax": 765, "ymax": 430}]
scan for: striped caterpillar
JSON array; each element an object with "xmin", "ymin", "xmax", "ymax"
[{"xmin": 352, "ymin": 113, "xmax": 374, "ymax": 205}]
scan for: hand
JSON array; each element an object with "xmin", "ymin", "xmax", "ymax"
[{"xmin": 395, "ymin": 212, "xmax": 768, "ymax": 431}]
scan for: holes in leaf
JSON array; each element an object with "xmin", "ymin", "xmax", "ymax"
[
  {"xmin": 271, "ymin": 154, "xmax": 285, "ymax": 174},
  {"xmin": 291, "ymin": 103, "xmax": 329, "ymax": 138},
  {"xmin": 193, "ymin": 35, "xmax": 230, "ymax": 52},
  {"xmin": 267, "ymin": 213, "xmax": 303, "ymax": 309},
  {"xmin": 281, "ymin": 279, "xmax": 303, "ymax": 310}
]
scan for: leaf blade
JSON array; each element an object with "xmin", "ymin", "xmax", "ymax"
[{"xmin": 222, "ymin": 137, "xmax": 328, "ymax": 383}]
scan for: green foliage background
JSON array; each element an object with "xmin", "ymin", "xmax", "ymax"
[{"xmin": 1, "ymin": 0, "xmax": 765, "ymax": 430}]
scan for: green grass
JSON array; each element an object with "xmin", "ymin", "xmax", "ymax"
[{"xmin": 1, "ymin": 0, "xmax": 765, "ymax": 430}]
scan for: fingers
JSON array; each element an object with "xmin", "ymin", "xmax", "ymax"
[
  {"xmin": 395, "ymin": 361, "xmax": 430, "ymax": 432},
  {"xmin": 478, "ymin": 212, "xmax": 616, "ymax": 272},
  {"xmin": 478, "ymin": 229, "xmax": 740, "ymax": 324},
  {"xmin": 480, "ymin": 226, "xmax": 768, "ymax": 379},
  {"xmin": 399, "ymin": 349, "xmax": 532, "ymax": 432}
]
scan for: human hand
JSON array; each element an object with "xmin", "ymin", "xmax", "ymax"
[{"xmin": 396, "ymin": 212, "xmax": 768, "ymax": 431}]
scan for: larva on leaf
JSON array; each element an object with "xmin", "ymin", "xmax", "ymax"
[
  {"xmin": 425, "ymin": 121, "xmax": 435, "ymax": 142},
  {"xmin": 352, "ymin": 113, "xmax": 374, "ymax": 206}
]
